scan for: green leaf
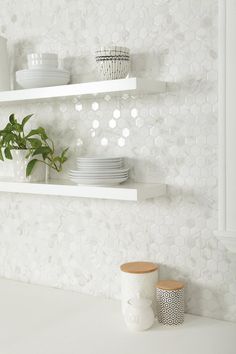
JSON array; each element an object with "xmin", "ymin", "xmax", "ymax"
[
  {"xmin": 3, "ymin": 133, "xmax": 15, "ymax": 144},
  {"xmin": 22, "ymin": 114, "xmax": 33, "ymax": 127},
  {"xmin": 26, "ymin": 159, "xmax": 38, "ymax": 177},
  {"xmin": 37, "ymin": 127, "xmax": 48, "ymax": 140},
  {"xmin": 9, "ymin": 114, "xmax": 16, "ymax": 125},
  {"xmin": 61, "ymin": 147, "xmax": 69, "ymax": 158},
  {"xmin": 4, "ymin": 123, "xmax": 14, "ymax": 133},
  {"xmin": 12, "ymin": 123, "xmax": 23, "ymax": 133},
  {"xmin": 0, "ymin": 148, "xmax": 4, "ymax": 161},
  {"xmin": 52, "ymin": 156, "xmax": 61, "ymax": 163},
  {"xmin": 27, "ymin": 138, "xmax": 42, "ymax": 148},
  {"xmin": 32, "ymin": 146, "xmax": 51, "ymax": 157},
  {"xmin": 26, "ymin": 127, "xmax": 47, "ymax": 140},
  {"xmin": 4, "ymin": 147, "xmax": 12, "ymax": 159}
]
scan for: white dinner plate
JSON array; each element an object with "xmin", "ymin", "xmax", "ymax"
[
  {"xmin": 76, "ymin": 166, "xmax": 124, "ymax": 170},
  {"xmin": 70, "ymin": 168, "xmax": 129, "ymax": 174},
  {"xmin": 77, "ymin": 157, "xmax": 123, "ymax": 161},
  {"xmin": 68, "ymin": 173, "xmax": 128, "ymax": 178},
  {"xmin": 69, "ymin": 177, "xmax": 128, "ymax": 185},
  {"xmin": 16, "ymin": 76, "xmax": 70, "ymax": 89},
  {"xmin": 16, "ymin": 69, "xmax": 70, "ymax": 77}
]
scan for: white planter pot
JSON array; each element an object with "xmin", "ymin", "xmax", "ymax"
[
  {"xmin": 11, "ymin": 149, "xmax": 46, "ymax": 182},
  {"xmin": 0, "ymin": 36, "xmax": 10, "ymax": 91}
]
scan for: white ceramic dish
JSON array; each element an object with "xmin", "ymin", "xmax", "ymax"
[
  {"xmin": 70, "ymin": 168, "xmax": 129, "ymax": 174},
  {"xmin": 27, "ymin": 53, "xmax": 58, "ymax": 69},
  {"xmin": 16, "ymin": 69, "xmax": 70, "ymax": 88},
  {"xmin": 16, "ymin": 69, "xmax": 69, "ymax": 77},
  {"xmin": 77, "ymin": 157, "xmax": 123, "ymax": 161},
  {"xmin": 70, "ymin": 177, "xmax": 128, "ymax": 186},
  {"xmin": 77, "ymin": 163, "xmax": 123, "ymax": 168},
  {"xmin": 68, "ymin": 173, "xmax": 128, "ymax": 180},
  {"xmin": 16, "ymin": 77, "xmax": 70, "ymax": 89},
  {"xmin": 28, "ymin": 59, "xmax": 58, "ymax": 69},
  {"xmin": 76, "ymin": 167, "xmax": 124, "ymax": 172},
  {"xmin": 69, "ymin": 170, "xmax": 128, "ymax": 175},
  {"xmin": 77, "ymin": 162, "xmax": 123, "ymax": 167},
  {"xmin": 28, "ymin": 53, "xmax": 58, "ymax": 60}
]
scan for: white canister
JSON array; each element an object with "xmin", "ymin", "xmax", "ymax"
[
  {"xmin": 0, "ymin": 36, "xmax": 10, "ymax": 91},
  {"xmin": 120, "ymin": 261, "xmax": 159, "ymax": 316},
  {"xmin": 124, "ymin": 298, "xmax": 154, "ymax": 331}
]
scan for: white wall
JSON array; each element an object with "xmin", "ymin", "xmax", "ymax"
[{"xmin": 0, "ymin": 0, "xmax": 235, "ymax": 322}]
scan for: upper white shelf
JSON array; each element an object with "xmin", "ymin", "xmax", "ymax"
[
  {"xmin": 0, "ymin": 178, "xmax": 166, "ymax": 201},
  {"xmin": 0, "ymin": 78, "xmax": 166, "ymax": 104}
]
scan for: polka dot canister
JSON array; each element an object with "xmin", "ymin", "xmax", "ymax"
[{"xmin": 156, "ymin": 280, "xmax": 185, "ymax": 325}]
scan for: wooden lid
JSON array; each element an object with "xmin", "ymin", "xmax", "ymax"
[
  {"xmin": 156, "ymin": 280, "xmax": 184, "ymax": 291},
  {"xmin": 120, "ymin": 261, "xmax": 158, "ymax": 274}
]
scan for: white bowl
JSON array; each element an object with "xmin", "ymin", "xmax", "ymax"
[
  {"xmin": 28, "ymin": 53, "xmax": 58, "ymax": 60},
  {"xmin": 28, "ymin": 59, "xmax": 58, "ymax": 69},
  {"xmin": 27, "ymin": 53, "xmax": 58, "ymax": 69}
]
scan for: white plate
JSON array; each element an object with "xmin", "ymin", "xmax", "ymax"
[
  {"xmin": 70, "ymin": 177, "xmax": 128, "ymax": 185},
  {"xmin": 77, "ymin": 157, "xmax": 123, "ymax": 160},
  {"xmin": 77, "ymin": 159, "xmax": 123, "ymax": 163},
  {"xmin": 16, "ymin": 76, "xmax": 70, "ymax": 89},
  {"xmin": 77, "ymin": 163, "xmax": 123, "ymax": 167},
  {"xmin": 70, "ymin": 168, "xmax": 129, "ymax": 174},
  {"xmin": 16, "ymin": 69, "xmax": 70, "ymax": 77},
  {"xmin": 77, "ymin": 161, "xmax": 123, "ymax": 165},
  {"xmin": 68, "ymin": 173, "xmax": 128, "ymax": 178},
  {"xmin": 77, "ymin": 166, "xmax": 124, "ymax": 170}
]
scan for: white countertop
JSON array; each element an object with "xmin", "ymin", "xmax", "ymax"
[{"xmin": 0, "ymin": 278, "xmax": 235, "ymax": 354}]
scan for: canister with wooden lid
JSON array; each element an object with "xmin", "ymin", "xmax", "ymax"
[
  {"xmin": 156, "ymin": 280, "xmax": 185, "ymax": 325},
  {"xmin": 120, "ymin": 261, "xmax": 159, "ymax": 315}
]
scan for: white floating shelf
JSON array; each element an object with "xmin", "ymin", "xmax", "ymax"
[
  {"xmin": 0, "ymin": 178, "xmax": 166, "ymax": 201},
  {"xmin": 0, "ymin": 78, "xmax": 166, "ymax": 104}
]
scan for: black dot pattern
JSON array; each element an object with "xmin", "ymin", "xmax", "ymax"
[{"xmin": 156, "ymin": 288, "xmax": 184, "ymax": 325}]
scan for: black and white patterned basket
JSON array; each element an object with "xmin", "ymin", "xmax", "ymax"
[{"xmin": 156, "ymin": 280, "xmax": 185, "ymax": 325}]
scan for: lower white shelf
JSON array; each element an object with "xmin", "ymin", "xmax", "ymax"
[{"xmin": 0, "ymin": 178, "xmax": 166, "ymax": 201}]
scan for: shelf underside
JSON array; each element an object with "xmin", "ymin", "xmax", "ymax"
[
  {"xmin": 0, "ymin": 178, "xmax": 166, "ymax": 201},
  {"xmin": 0, "ymin": 78, "xmax": 166, "ymax": 103}
]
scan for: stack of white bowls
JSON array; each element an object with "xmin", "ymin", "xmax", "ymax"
[
  {"xmin": 16, "ymin": 53, "xmax": 70, "ymax": 89},
  {"xmin": 95, "ymin": 46, "xmax": 130, "ymax": 80},
  {"xmin": 68, "ymin": 157, "xmax": 129, "ymax": 186}
]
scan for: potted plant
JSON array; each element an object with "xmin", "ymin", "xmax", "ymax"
[{"xmin": 0, "ymin": 113, "xmax": 69, "ymax": 182}]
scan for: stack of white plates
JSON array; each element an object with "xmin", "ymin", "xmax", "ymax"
[
  {"xmin": 69, "ymin": 157, "xmax": 129, "ymax": 186},
  {"xmin": 16, "ymin": 69, "xmax": 70, "ymax": 89},
  {"xmin": 16, "ymin": 53, "xmax": 70, "ymax": 89}
]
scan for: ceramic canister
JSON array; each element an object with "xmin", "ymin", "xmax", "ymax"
[
  {"xmin": 124, "ymin": 298, "xmax": 154, "ymax": 331},
  {"xmin": 0, "ymin": 36, "xmax": 10, "ymax": 91},
  {"xmin": 156, "ymin": 280, "xmax": 185, "ymax": 325},
  {"xmin": 120, "ymin": 261, "xmax": 159, "ymax": 316}
]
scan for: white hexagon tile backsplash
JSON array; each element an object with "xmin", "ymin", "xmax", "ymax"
[{"xmin": 0, "ymin": 0, "xmax": 235, "ymax": 322}]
